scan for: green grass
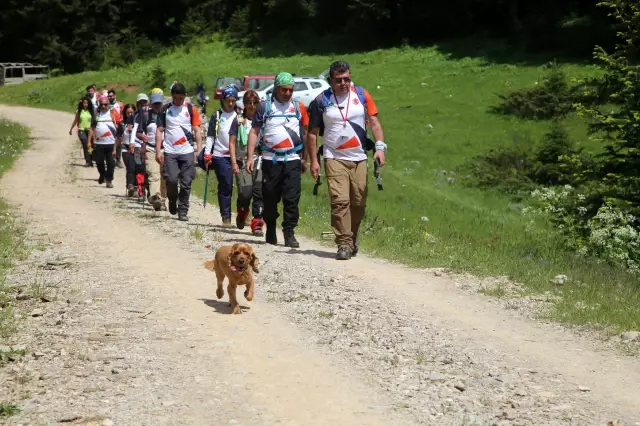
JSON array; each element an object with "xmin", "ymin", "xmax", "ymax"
[
  {"xmin": 1, "ymin": 38, "xmax": 639, "ymax": 333},
  {"xmin": 0, "ymin": 119, "xmax": 31, "ymax": 338}
]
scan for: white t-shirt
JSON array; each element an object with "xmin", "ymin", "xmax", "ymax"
[
  {"xmin": 204, "ymin": 110, "xmax": 237, "ymax": 158},
  {"xmin": 309, "ymin": 85, "xmax": 378, "ymax": 162},
  {"xmin": 157, "ymin": 102, "xmax": 201, "ymax": 155},
  {"xmin": 93, "ymin": 111, "xmax": 116, "ymax": 145},
  {"xmin": 252, "ymin": 98, "xmax": 309, "ymax": 162}
]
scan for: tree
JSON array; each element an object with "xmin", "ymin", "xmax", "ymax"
[{"xmin": 576, "ymin": 0, "xmax": 640, "ymax": 211}]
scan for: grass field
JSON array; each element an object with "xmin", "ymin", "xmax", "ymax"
[
  {"xmin": 1, "ymin": 38, "xmax": 638, "ymax": 333},
  {"xmin": 0, "ymin": 119, "xmax": 31, "ymax": 337}
]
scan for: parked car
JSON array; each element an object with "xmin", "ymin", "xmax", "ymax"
[
  {"xmin": 214, "ymin": 74, "xmax": 276, "ymax": 100},
  {"xmin": 236, "ymin": 76, "xmax": 330, "ymax": 109}
]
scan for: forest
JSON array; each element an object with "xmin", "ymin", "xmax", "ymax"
[{"xmin": 0, "ymin": 0, "xmax": 617, "ymax": 73}]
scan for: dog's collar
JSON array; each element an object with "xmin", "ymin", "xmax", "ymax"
[{"xmin": 230, "ymin": 265, "xmax": 247, "ymax": 272}]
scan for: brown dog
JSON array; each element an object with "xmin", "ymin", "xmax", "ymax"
[{"xmin": 203, "ymin": 243, "xmax": 259, "ymax": 314}]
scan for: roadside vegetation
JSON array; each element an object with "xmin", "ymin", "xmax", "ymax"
[{"xmin": 0, "ymin": 120, "xmax": 31, "ymax": 338}]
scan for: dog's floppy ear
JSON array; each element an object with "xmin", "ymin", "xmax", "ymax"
[
  {"xmin": 250, "ymin": 250, "xmax": 259, "ymax": 274},
  {"xmin": 227, "ymin": 243, "xmax": 240, "ymax": 268}
]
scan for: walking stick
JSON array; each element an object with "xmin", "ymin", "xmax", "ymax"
[{"xmin": 203, "ymin": 164, "xmax": 210, "ymax": 208}]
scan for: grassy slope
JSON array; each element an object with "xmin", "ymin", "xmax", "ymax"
[
  {"xmin": 0, "ymin": 40, "xmax": 638, "ymax": 332},
  {"xmin": 0, "ymin": 120, "xmax": 31, "ymax": 338}
]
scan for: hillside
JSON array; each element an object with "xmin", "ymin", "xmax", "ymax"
[{"xmin": 1, "ymin": 39, "xmax": 637, "ymax": 331}]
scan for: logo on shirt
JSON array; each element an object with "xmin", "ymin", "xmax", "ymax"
[
  {"xmin": 288, "ymin": 107, "xmax": 295, "ymax": 113},
  {"xmin": 353, "ymin": 97, "xmax": 360, "ymax": 105}
]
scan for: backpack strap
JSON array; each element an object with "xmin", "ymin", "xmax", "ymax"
[
  {"xmin": 208, "ymin": 110, "xmax": 220, "ymax": 155},
  {"xmin": 258, "ymin": 96, "xmax": 305, "ymax": 163}
]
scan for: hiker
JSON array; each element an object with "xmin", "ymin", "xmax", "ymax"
[
  {"xmin": 246, "ymin": 72, "xmax": 309, "ymax": 248},
  {"xmin": 229, "ymin": 89, "xmax": 264, "ymax": 236},
  {"xmin": 135, "ymin": 92, "xmax": 167, "ymax": 211},
  {"xmin": 201, "ymin": 85, "xmax": 238, "ymax": 227},
  {"xmin": 90, "ymin": 95, "xmax": 121, "ymax": 188},
  {"xmin": 68, "ymin": 96, "xmax": 95, "ymax": 167},
  {"xmin": 155, "ymin": 83, "xmax": 203, "ymax": 221},
  {"xmin": 307, "ymin": 60, "xmax": 388, "ymax": 260},
  {"xmin": 85, "ymin": 85, "xmax": 98, "ymax": 112},
  {"xmin": 108, "ymin": 89, "xmax": 125, "ymax": 169},
  {"xmin": 120, "ymin": 103, "xmax": 140, "ymax": 198}
]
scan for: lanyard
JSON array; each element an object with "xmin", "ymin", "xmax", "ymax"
[{"xmin": 332, "ymin": 89, "xmax": 350, "ymax": 128}]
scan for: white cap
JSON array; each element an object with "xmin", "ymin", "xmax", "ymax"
[{"xmin": 136, "ymin": 93, "xmax": 149, "ymax": 103}]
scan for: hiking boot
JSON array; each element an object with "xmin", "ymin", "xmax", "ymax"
[
  {"xmin": 352, "ymin": 234, "xmax": 360, "ymax": 257},
  {"xmin": 251, "ymin": 218, "xmax": 264, "ymax": 237},
  {"xmin": 106, "ymin": 181, "xmax": 114, "ymax": 188},
  {"xmin": 265, "ymin": 227, "xmax": 277, "ymax": 245},
  {"xmin": 127, "ymin": 185, "xmax": 136, "ymax": 198},
  {"xmin": 168, "ymin": 198, "xmax": 177, "ymax": 215},
  {"xmin": 283, "ymin": 230, "xmax": 299, "ymax": 249},
  {"xmin": 236, "ymin": 208, "xmax": 249, "ymax": 229},
  {"xmin": 336, "ymin": 245, "xmax": 352, "ymax": 260},
  {"xmin": 178, "ymin": 213, "xmax": 189, "ymax": 222},
  {"xmin": 222, "ymin": 218, "xmax": 233, "ymax": 228},
  {"xmin": 149, "ymin": 195, "xmax": 163, "ymax": 212},
  {"xmin": 98, "ymin": 176, "xmax": 105, "ymax": 184}
]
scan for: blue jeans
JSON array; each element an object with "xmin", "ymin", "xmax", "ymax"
[{"xmin": 212, "ymin": 156, "xmax": 233, "ymax": 220}]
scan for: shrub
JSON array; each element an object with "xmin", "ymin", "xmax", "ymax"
[
  {"xmin": 146, "ymin": 63, "xmax": 167, "ymax": 90},
  {"xmin": 491, "ymin": 63, "xmax": 577, "ymax": 120},
  {"xmin": 532, "ymin": 120, "xmax": 582, "ymax": 186}
]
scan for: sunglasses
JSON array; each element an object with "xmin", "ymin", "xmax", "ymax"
[
  {"xmin": 334, "ymin": 77, "xmax": 351, "ymax": 84},
  {"xmin": 100, "ymin": 103, "xmax": 109, "ymax": 106}
]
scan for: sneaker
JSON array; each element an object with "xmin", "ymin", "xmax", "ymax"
[
  {"xmin": 266, "ymin": 227, "xmax": 277, "ymax": 245},
  {"xmin": 106, "ymin": 181, "xmax": 114, "ymax": 188},
  {"xmin": 178, "ymin": 213, "xmax": 189, "ymax": 222},
  {"xmin": 127, "ymin": 185, "xmax": 136, "ymax": 198},
  {"xmin": 149, "ymin": 195, "xmax": 163, "ymax": 212},
  {"xmin": 283, "ymin": 230, "xmax": 300, "ymax": 249},
  {"xmin": 168, "ymin": 199, "xmax": 177, "ymax": 215},
  {"xmin": 222, "ymin": 218, "xmax": 233, "ymax": 228},
  {"xmin": 336, "ymin": 245, "xmax": 352, "ymax": 260},
  {"xmin": 115, "ymin": 161, "xmax": 123, "ymax": 169}
]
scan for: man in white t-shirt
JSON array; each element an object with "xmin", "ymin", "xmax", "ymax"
[
  {"xmin": 202, "ymin": 85, "xmax": 239, "ymax": 227},
  {"xmin": 246, "ymin": 72, "xmax": 309, "ymax": 248},
  {"xmin": 155, "ymin": 83, "xmax": 203, "ymax": 221},
  {"xmin": 307, "ymin": 60, "xmax": 388, "ymax": 260}
]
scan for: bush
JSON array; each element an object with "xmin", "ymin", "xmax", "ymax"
[
  {"xmin": 146, "ymin": 63, "xmax": 167, "ymax": 90},
  {"xmin": 532, "ymin": 120, "xmax": 582, "ymax": 186},
  {"xmin": 459, "ymin": 133, "xmax": 536, "ymax": 194},
  {"xmin": 491, "ymin": 63, "xmax": 577, "ymax": 120}
]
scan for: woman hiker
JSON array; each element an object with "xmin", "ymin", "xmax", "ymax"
[
  {"xmin": 229, "ymin": 89, "xmax": 264, "ymax": 236},
  {"xmin": 68, "ymin": 96, "xmax": 95, "ymax": 167},
  {"xmin": 202, "ymin": 85, "xmax": 239, "ymax": 228}
]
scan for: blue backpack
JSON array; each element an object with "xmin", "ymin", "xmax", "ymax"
[{"xmin": 258, "ymin": 96, "xmax": 304, "ymax": 163}]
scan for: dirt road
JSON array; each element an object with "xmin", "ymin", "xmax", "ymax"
[{"xmin": 1, "ymin": 105, "xmax": 639, "ymax": 425}]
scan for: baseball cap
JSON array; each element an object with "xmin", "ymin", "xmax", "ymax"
[
  {"xmin": 150, "ymin": 93, "xmax": 164, "ymax": 104},
  {"xmin": 136, "ymin": 93, "xmax": 149, "ymax": 103}
]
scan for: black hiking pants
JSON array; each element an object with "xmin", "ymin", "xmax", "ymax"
[
  {"xmin": 94, "ymin": 144, "xmax": 115, "ymax": 182},
  {"xmin": 262, "ymin": 159, "xmax": 301, "ymax": 231},
  {"xmin": 77, "ymin": 130, "xmax": 92, "ymax": 165},
  {"xmin": 163, "ymin": 152, "xmax": 195, "ymax": 215}
]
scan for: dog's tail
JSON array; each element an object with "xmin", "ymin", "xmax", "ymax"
[{"xmin": 203, "ymin": 258, "xmax": 216, "ymax": 272}]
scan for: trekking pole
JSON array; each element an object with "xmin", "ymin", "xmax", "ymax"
[
  {"xmin": 203, "ymin": 165, "xmax": 210, "ymax": 208},
  {"xmin": 374, "ymin": 157, "xmax": 383, "ymax": 191},
  {"xmin": 313, "ymin": 145, "xmax": 322, "ymax": 196}
]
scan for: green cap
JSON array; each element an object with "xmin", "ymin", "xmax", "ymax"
[{"xmin": 274, "ymin": 72, "xmax": 295, "ymax": 87}]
